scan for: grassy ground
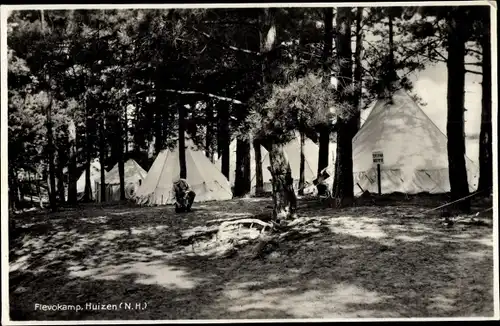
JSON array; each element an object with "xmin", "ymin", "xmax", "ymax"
[{"xmin": 8, "ymin": 196, "xmax": 495, "ymax": 320}]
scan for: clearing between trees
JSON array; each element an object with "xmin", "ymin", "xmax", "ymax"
[{"xmin": 9, "ymin": 196, "xmax": 494, "ymax": 320}]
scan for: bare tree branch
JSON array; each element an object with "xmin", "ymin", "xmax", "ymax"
[
  {"xmin": 135, "ymin": 88, "xmax": 245, "ymax": 105},
  {"xmin": 465, "ymin": 69, "xmax": 482, "ymax": 76},
  {"xmin": 431, "ymin": 46, "xmax": 448, "ymax": 62},
  {"xmin": 398, "ymin": 38, "xmax": 446, "ymax": 65},
  {"xmin": 192, "ymin": 26, "xmax": 261, "ymax": 56},
  {"xmin": 464, "ymin": 61, "xmax": 482, "ymax": 67},
  {"xmin": 466, "ymin": 48, "xmax": 482, "ymax": 56}
]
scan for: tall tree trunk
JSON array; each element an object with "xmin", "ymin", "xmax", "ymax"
[
  {"xmin": 388, "ymin": 10, "xmax": 396, "ymax": 84},
  {"xmin": 99, "ymin": 114, "xmax": 106, "ymax": 202},
  {"xmin": 332, "ymin": 7, "xmax": 355, "ymax": 208},
  {"xmin": 205, "ymin": 102, "xmax": 214, "ymax": 162},
  {"xmin": 218, "ymin": 103, "xmax": 230, "ymax": 179},
  {"xmin": 45, "ymin": 95, "xmax": 57, "ymax": 211},
  {"xmin": 178, "ymin": 104, "xmax": 187, "ymax": 179},
  {"xmin": 9, "ymin": 170, "xmax": 19, "ymax": 211},
  {"xmin": 28, "ymin": 172, "xmax": 33, "ymax": 204},
  {"xmin": 446, "ymin": 8, "xmax": 470, "ymax": 213},
  {"xmin": 318, "ymin": 7, "xmax": 334, "ymax": 177},
  {"xmin": 83, "ymin": 98, "xmax": 93, "ymax": 202},
  {"xmin": 234, "ymin": 138, "xmax": 251, "ymax": 197},
  {"xmin": 114, "ymin": 111, "xmax": 126, "ymax": 201},
  {"xmin": 37, "ymin": 175, "xmax": 43, "ymax": 208},
  {"xmin": 253, "ymin": 139, "xmax": 264, "ymax": 195},
  {"xmin": 353, "ymin": 7, "xmax": 364, "ymax": 132},
  {"xmin": 299, "ymin": 131, "xmax": 305, "ymax": 195},
  {"xmin": 124, "ymin": 105, "xmax": 129, "ymax": 156},
  {"xmin": 56, "ymin": 148, "xmax": 66, "ymax": 204},
  {"xmin": 477, "ymin": 8, "xmax": 492, "ymax": 196},
  {"xmin": 67, "ymin": 120, "xmax": 77, "ymax": 204},
  {"xmin": 260, "ymin": 8, "xmax": 295, "ymax": 219},
  {"xmin": 268, "ymin": 144, "xmax": 297, "ymax": 221},
  {"xmin": 154, "ymin": 101, "xmax": 163, "ymax": 155}
]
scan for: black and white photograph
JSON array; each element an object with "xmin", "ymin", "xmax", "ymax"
[{"xmin": 1, "ymin": 2, "xmax": 498, "ymax": 323}]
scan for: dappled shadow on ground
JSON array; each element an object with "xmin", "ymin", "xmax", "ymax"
[{"xmin": 8, "ymin": 196, "xmax": 494, "ymax": 320}]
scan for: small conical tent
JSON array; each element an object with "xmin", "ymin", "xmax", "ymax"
[
  {"xmin": 135, "ymin": 139, "xmax": 233, "ymax": 205},
  {"xmin": 312, "ymin": 89, "xmax": 479, "ymax": 195},
  {"xmin": 76, "ymin": 159, "xmax": 101, "ymax": 200},
  {"xmin": 95, "ymin": 159, "xmax": 148, "ymax": 202}
]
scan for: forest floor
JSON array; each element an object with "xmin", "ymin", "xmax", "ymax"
[{"xmin": 8, "ymin": 195, "xmax": 495, "ymax": 320}]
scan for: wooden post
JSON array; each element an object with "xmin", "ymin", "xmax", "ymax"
[
  {"xmin": 377, "ymin": 163, "xmax": 382, "ymax": 195},
  {"xmin": 29, "ymin": 172, "xmax": 33, "ymax": 204},
  {"xmin": 372, "ymin": 151, "xmax": 384, "ymax": 196}
]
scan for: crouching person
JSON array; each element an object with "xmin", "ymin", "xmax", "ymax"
[
  {"xmin": 173, "ymin": 178, "xmax": 196, "ymax": 213},
  {"xmin": 314, "ymin": 170, "xmax": 331, "ymax": 198}
]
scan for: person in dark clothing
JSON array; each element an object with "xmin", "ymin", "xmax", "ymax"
[
  {"xmin": 314, "ymin": 170, "xmax": 331, "ymax": 198},
  {"xmin": 173, "ymin": 178, "xmax": 196, "ymax": 213}
]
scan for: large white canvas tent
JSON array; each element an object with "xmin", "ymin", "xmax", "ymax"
[
  {"xmin": 76, "ymin": 159, "xmax": 101, "ymax": 200},
  {"xmin": 307, "ymin": 90, "xmax": 479, "ymax": 196},
  {"xmin": 135, "ymin": 139, "xmax": 233, "ymax": 205},
  {"xmin": 95, "ymin": 159, "xmax": 148, "ymax": 202}
]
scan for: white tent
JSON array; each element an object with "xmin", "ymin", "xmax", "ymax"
[
  {"xmin": 95, "ymin": 159, "xmax": 148, "ymax": 202},
  {"xmin": 76, "ymin": 158, "xmax": 101, "ymax": 200},
  {"xmin": 135, "ymin": 139, "xmax": 233, "ymax": 205},
  {"xmin": 307, "ymin": 90, "xmax": 479, "ymax": 196}
]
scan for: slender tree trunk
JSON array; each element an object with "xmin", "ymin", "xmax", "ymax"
[
  {"xmin": 178, "ymin": 104, "xmax": 187, "ymax": 179},
  {"xmin": 253, "ymin": 139, "xmax": 264, "ymax": 195},
  {"xmin": 218, "ymin": 103, "xmax": 230, "ymax": 179},
  {"xmin": 332, "ymin": 7, "xmax": 355, "ymax": 208},
  {"xmin": 299, "ymin": 131, "xmax": 305, "ymax": 195},
  {"xmin": 56, "ymin": 148, "xmax": 66, "ymax": 204},
  {"xmin": 37, "ymin": 175, "xmax": 43, "ymax": 208},
  {"xmin": 353, "ymin": 7, "xmax": 364, "ymax": 132},
  {"xmin": 388, "ymin": 10, "xmax": 396, "ymax": 85},
  {"xmin": 254, "ymin": 8, "xmax": 275, "ymax": 194},
  {"xmin": 117, "ymin": 117, "xmax": 125, "ymax": 201},
  {"xmin": 19, "ymin": 179, "xmax": 25, "ymax": 205},
  {"xmin": 205, "ymin": 102, "xmax": 214, "ymax": 162},
  {"xmin": 133, "ymin": 105, "xmax": 147, "ymax": 156},
  {"xmin": 318, "ymin": 7, "xmax": 334, "ymax": 177},
  {"xmin": 28, "ymin": 172, "xmax": 33, "ymax": 204},
  {"xmin": 10, "ymin": 170, "xmax": 19, "ymax": 211},
  {"xmin": 154, "ymin": 101, "xmax": 163, "ymax": 155},
  {"xmin": 68, "ymin": 120, "xmax": 78, "ymax": 204},
  {"xmin": 268, "ymin": 143, "xmax": 297, "ymax": 221},
  {"xmin": 124, "ymin": 106, "xmax": 129, "ymax": 156},
  {"xmin": 45, "ymin": 95, "xmax": 57, "ymax": 211},
  {"xmin": 234, "ymin": 138, "xmax": 251, "ymax": 197},
  {"xmin": 446, "ymin": 8, "xmax": 470, "ymax": 213},
  {"xmin": 477, "ymin": 9, "xmax": 492, "ymax": 196},
  {"xmin": 84, "ymin": 99, "xmax": 93, "ymax": 202},
  {"xmin": 99, "ymin": 114, "xmax": 106, "ymax": 202}
]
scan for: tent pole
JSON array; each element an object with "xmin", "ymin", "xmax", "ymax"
[{"xmin": 356, "ymin": 183, "xmax": 364, "ymax": 194}]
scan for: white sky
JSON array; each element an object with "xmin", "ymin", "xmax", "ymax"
[
  {"xmin": 410, "ymin": 61, "xmax": 482, "ymax": 137},
  {"xmin": 410, "ymin": 62, "xmax": 482, "ymax": 163}
]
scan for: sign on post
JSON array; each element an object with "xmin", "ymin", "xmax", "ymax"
[
  {"xmin": 372, "ymin": 151, "xmax": 384, "ymax": 164},
  {"xmin": 372, "ymin": 151, "xmax": 384, "ymax": 195}
]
